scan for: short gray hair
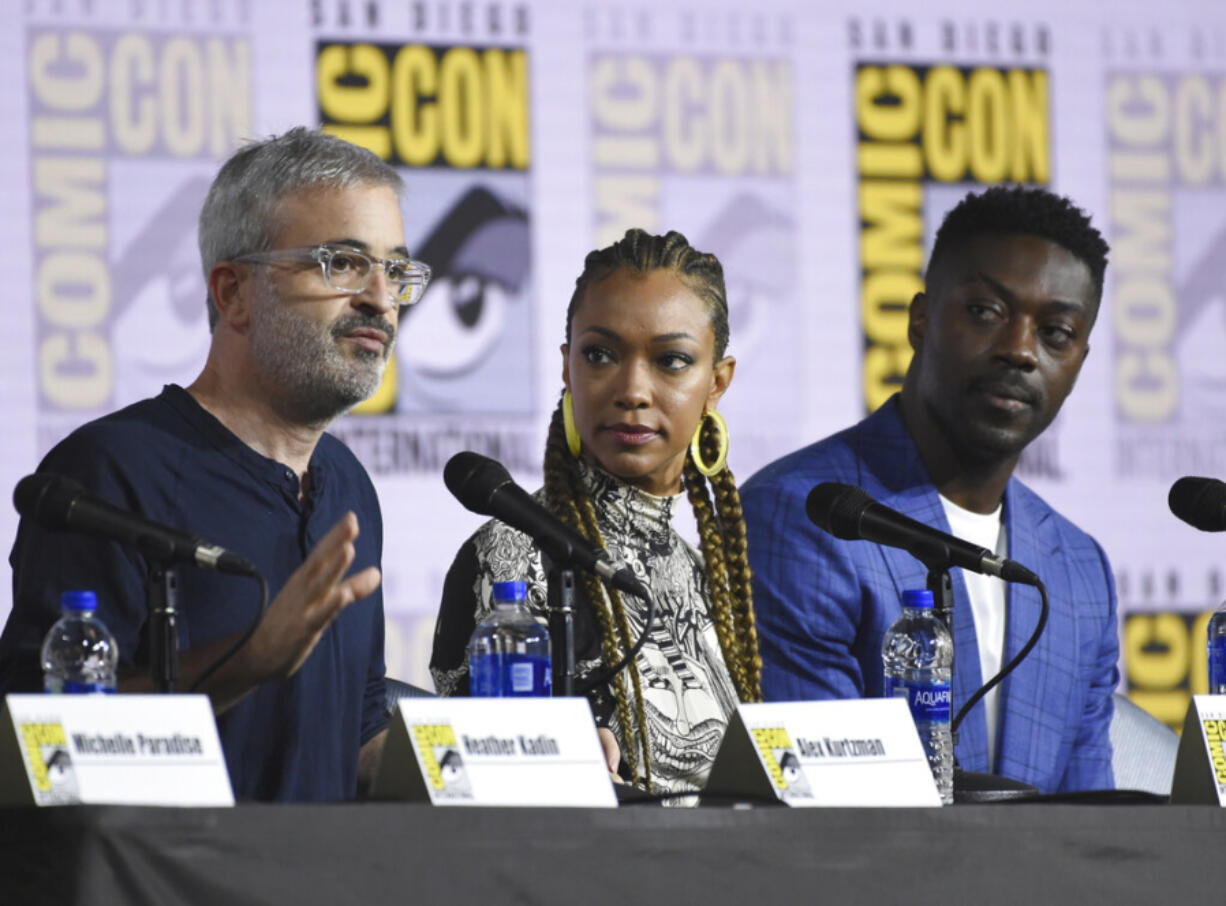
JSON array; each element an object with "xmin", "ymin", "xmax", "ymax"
[{"xmin": 198, "ymin": 127, "xmax": 404, "ymax": 330}]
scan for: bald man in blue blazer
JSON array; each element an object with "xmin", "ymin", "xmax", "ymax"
[{"xmin": 743, "ymin": 188, "xmax": 1117, "ymax": 793}]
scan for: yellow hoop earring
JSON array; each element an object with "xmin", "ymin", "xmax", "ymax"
[
  {"xmin": 690, "ymin": 409, "xmax": 729, "ymax": 477},
  {"xmin": 563, "ymin": 390, "xmax": 582, "ymax": 458}
]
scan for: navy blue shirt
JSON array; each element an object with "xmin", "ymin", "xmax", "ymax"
[{"xmin": 0, "ymin": 385, "xmax": 387, "ymax": 801}]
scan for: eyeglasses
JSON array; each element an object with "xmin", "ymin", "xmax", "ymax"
[{"xmin": 233, "ymin": 245, "xmax": 432, "ymax": 307}]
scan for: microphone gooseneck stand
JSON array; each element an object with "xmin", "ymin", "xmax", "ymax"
[
  {"xmin": 547, "ymin": 565, "xmax": 577, "ymax": 696},
  {"xmin": 541, "ymin": 552, "xmax": 656, "ymax": 697},
  {"xmin": 146, "ymin": 560, "xmax": 181, "ymax": 693}
]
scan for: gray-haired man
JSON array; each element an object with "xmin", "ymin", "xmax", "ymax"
[{"xmin": 0, "ymin": 128, "xmax": 430, "ymax": 801}]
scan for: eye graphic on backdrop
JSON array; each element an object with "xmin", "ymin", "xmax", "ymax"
[
  {"xmin": 698, "ymin": 193, "xmax": 796, "ymax": 356},
  {"xmin": 396, "ymin": 186, "xmax": 531, "ymax": 412},
  {"xmin": 112, "ymin": 177, "xmax": 214, "ymax": 404}
]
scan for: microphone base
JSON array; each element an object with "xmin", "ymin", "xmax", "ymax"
[{"xmin": 953, "ymin": 768, "xmax": 1039, "ymax": 804}]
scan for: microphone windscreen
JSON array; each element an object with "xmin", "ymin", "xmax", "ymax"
[
  {"xmin": 1169, "ymin": 476, "xmax": 1226, "ymax": 532},
  {"xmin": 13, "ymin": 473, "xmax": 82, "ymax": 528},
  {"xmin": 806, "ymin": 482, "xmax": 873, "ymax": 540},
  {"xmin": 443, "ymin": 452, "xmax": 512, "ymax": 516}
]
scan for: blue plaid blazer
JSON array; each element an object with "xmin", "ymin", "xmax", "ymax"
[{"xmin": 741, "ymin": 397, "xmax": 1118, "ymax": 794}]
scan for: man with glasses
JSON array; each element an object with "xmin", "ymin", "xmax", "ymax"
[{"xmin": 0, "ymin": 128, "xmax": 429, "ymax": 801}]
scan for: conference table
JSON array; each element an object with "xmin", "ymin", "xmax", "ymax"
[{"xmin": 2, "ymin": 798, "xmax": 1224, "ymax": 904}]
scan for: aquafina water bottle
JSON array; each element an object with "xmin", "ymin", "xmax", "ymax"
[
  {"xmin": 1208, "ymin": 602, "xmax": 1226, "ymax": 694},
  {"xmin": 883, "ymin": 588, "xmax": 954, "ymax": 804},
  {"xmin": 41, "ymin": 590, "xmax": 119, "ymax": 694},
  {"xmin": 468, "ymin": 580, "xmax": 551, "ymax": 696}
]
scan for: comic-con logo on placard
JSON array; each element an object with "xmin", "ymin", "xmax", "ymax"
[
  {"xmin": 586, "ymin": 8, "xmax": 799, "ymax": 475},
  {"xmin": 410, "ymin": 722, "xmax": 473, "ymax": 800},
  {"xmin": 27, "ymin": 22, "xmax": 250, "ymax": 451},
  {"xmin": 316, "ymin": 41, "xmax": 532, "ymax": 415},
  {"xmin": 750, "ymin": 726, "xmax": 813, "ymax": 802},
  {"xmin": 1105, "ymin": 43, "xmax": 1226, "ymax": 478},
  {"xmin": 19, "ymin": 721, "xmax": 79, "ymax": 804}
]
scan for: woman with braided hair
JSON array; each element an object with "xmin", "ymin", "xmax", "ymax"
[{"xmin": 430, "ymin": 228, "xmax": 761, "ymax": 799}]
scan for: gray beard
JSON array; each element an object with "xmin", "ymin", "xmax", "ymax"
[{"xmin": 248, "ymin": 288, "xmax": 391, "ymax": 428}]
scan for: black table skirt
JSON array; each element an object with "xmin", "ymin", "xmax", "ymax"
[{"xmin": 2, "ymin": 802, "xmax": 1224, "ymax": 905}]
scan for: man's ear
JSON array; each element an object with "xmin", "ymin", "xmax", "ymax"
[
  {"xmin": 907, "ymin": 291, "xmax": 928, "ymax": 352},
  {"xmin": 707, "ymin": 355, "xmax": 736, "ymax": 410},
  {"xmin": 208, "ymin": 261, "xmax": 251, "ymax": 330}
]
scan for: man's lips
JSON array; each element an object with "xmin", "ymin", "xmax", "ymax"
[
  {"xmin": 603, "ymin": 423, "xmax": 660, "ymax": 445},
  {"xmin": 342, "ymin": 328, "xmax": 389, "ymax": 353},
  {"xmin": 971, "ymin": 377, "xmax": 1039, "ymax": 411}
]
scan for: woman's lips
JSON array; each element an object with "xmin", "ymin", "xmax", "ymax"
[{"xmin": 603, "ymin": 424, "xmax": 659, "ymax": 446}]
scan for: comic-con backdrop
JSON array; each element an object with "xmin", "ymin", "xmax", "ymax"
[{"xmin": 5, "ymin": 0, "xmax": 1226, "ymax": 728}]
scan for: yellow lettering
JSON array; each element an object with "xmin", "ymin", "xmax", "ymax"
[
  {"xmin": 856, "ymin": 65, "xmax": 921, "ymax": 140},
  {"xmin": 967, "ymin": 68, "xmax": 1009, "ymax": 182},
  {"xmin": 923, "ymin": 66, "xmax": 965, "ymax": 182},
  {"xmin": 390, "ymin": 45, "xmax": 436, "ymax": 165}
]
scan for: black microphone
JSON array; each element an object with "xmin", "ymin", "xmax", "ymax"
[
  {"xmin": 805, "ymin": 482, "xmax": 1039, "ymax": 585},
  {"xmin": 1169, "ymin": 476, "xmax": 1226, "ymax": 531},
  {"xmin": 443, "ymin": 452, "xmax": 645, "ymax": 597},
  {"xmin": 14, "ymin": 473, "xmax": 258, "ymax": 577}
]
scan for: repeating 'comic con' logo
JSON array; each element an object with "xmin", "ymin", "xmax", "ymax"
[
  {"xmin": 316, "ymin": 40, "xmax": 532, "ymax": 416},
  {"xmin": 855, "ymin": 62, "xmax": 1050, "ymax": 412},
  {"xmin": 587, "ymin": 49, "xmax": 799, "ymax": 474},
  {"xmin": 29, "ymin": 28, "xmax": 250, "ymax": 421},
  {"xmin": 1107, "ymin": 72, "xmax": 1226, "ymax": 477}
]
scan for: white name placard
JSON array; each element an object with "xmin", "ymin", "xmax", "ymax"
[
  {"xmin": 373, "ymin": 697, "xmax": 616, "ymax": 807},
  {"xmin": 1171, "ymin": 695, "xmax": 1226, "ymax": 805},
  {"xmin": 0, "ymin": 694, "xmax": 233, "ymax": 807},
  {"xmin": 704, "ymin": 699, "xmax": 942, "ymax": 807}
]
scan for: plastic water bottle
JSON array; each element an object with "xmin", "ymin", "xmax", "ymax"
[
  {"xmin": 41, "ymin": 590, "xmax": 118, "ymax": 694},
  {"xmin": 883, "ymin": 588, "xmax": 954, "ymax": 805},
  {"xmin": 468, "ymin": 581, "xmax": 551, "ymax": 697},
  {"xmin": 1208, "ymin": 602, "xmax": 1226, "ymax": 694}
]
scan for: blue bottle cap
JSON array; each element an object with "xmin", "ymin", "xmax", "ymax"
[
  {"xmin": 902, "ymin": 588, "xmax": 934, "ymax": 609},
  {"xmin": 61, "ymin": 590, "xmax": 98, "ymax": 612},
  {"xmin": 492, "ymin": 580, "xmax": 528, "ymax": 603}
]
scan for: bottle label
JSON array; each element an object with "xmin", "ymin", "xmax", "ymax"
[
  {"xmin": 470, "ymin": 653, "xmax": 551, "ymax": 697},
  {"xmin": 887, "ymin": 678, "xmax": 951, "ymax": 723},
  {"xmin": 44, "ymin": 678, "xmax": 116, "ymax": 694},
  {"xmin": 1210, "ymin": 636, "xmax": 1226, "ymax": 694}
]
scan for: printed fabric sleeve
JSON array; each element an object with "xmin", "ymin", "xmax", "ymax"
[{"xmin": 430, "ymin": 539, "xmax": 481, "ymax": 696}]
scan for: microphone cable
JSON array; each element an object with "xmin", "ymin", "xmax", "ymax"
[{"xmin": 951, "ymin": 576, "xmax": 1050, "ymax": 736}]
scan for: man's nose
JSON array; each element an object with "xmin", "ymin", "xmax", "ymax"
[
  {"xmin": 353, "ymin": 264, "xmax": 399, "ymax": 317},
  {"xmin": 993, "ymin": 315, "xmax": 1039, "ymax": 370}
]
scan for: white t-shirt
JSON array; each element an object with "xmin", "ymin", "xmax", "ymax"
[{"xmin": 938, "ymin": 495, "xmax": 1008, "ymax": 770}]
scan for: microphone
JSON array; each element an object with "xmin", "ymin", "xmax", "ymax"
[
  {"xmin": 14, "ymin": 473, "xmax": 258, "ymax": 577},
  {"xmin": 443, "ymin": 452, "xmax": 645, "ymax": 597},
  {"xmin": 1169, "ymin": 476, "xmax": 1226, "ymax": 531},
  {"xmin": 805, "ymin": 482, "xmax": 1039, "ymax": 585}
]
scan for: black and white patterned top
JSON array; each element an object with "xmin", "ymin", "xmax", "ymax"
[{"xmin": 430, "ymin": 460, "xmax": 739, "ymax": 797}]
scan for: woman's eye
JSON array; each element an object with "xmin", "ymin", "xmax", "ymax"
[
  {"xmin": 659, "ymin": 352, "xmax": 695, "ymax": 371},
  {"xmin": 581, "ymin": 345, "xmax": 613, "ymax": 365}
]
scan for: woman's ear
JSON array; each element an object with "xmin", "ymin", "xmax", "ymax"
[{"xmin": 707, "ymin": 355, "xmax": 736, "ymax": 410}]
